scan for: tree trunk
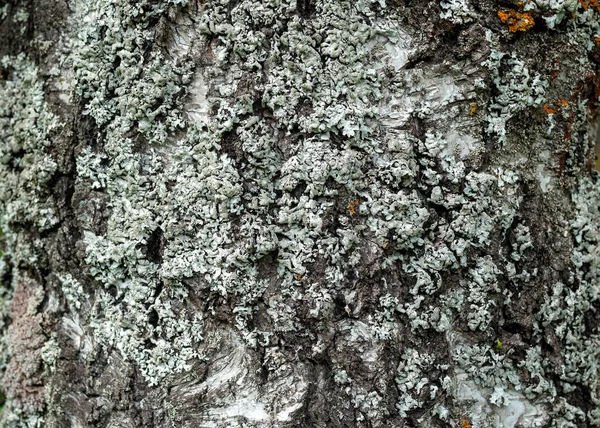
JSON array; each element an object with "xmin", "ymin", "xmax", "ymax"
[{"xmin": 1, "ymin": 0, "xmax": 600, "ymax": 426}]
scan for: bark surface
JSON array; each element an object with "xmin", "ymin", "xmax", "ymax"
[{"xmin": 0, "ymin": 0, "xmax": 600, "ymax": 426}]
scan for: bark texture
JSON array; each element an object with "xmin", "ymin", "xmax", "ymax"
[{"xmin": 0, "ymin": 0, "xmax": 600, "ymax": 426}]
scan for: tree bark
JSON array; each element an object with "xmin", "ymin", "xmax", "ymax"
[{"xmin": 1, "ymin": 0, "xmax": 600, "ymax": 426}]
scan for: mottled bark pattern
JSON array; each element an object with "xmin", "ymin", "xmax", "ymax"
[{"xmin": 0, "ymin": 0, "xmax": 599, "ymax": 427}]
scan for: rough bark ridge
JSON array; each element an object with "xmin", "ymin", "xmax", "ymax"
[{"xmin": 0, "ymin": 0, "xmax": 600, "ymax": 426}]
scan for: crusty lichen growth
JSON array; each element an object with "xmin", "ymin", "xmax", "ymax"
[
  {"xmin": 485, "ymin": 43, "xmax": 548, "ymax": 145},
  {"xmin": 52, "ymin": 0, "xmax": 600, "ymax": 424},
  {"xmin": 498, "ymin": 9, "xmax": 535, "ymax": 33},
  {"xmin": 1, "ymin": 0, "xmax": 600, "ymax": 425},
  {"xmin": 535, "ymin": 176, "xmax": 600, "ymax": 425},
  {"xmin": 0, "ymin": 53, "xmax": 62, "ymax": 426},
  {"xmin": 0, "ymin": 54, "xmax": 59, "ymax": 233}
]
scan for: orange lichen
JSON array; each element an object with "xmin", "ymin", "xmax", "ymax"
[
  {"xmin": 296, "ymin": 274, "xmax": 302, "ymax": 281},
  {"xmin": 544, "ymin": 99, "xmax": 570, "ymax": 114},
  {"xmin": 595, "ymin": 37, "xmax": 600, "ymax": 46},
  {"xmin": 461, "ymin": 420, "xmax": 473, "ymax": 428},
  {"xmin": 498, "ymin": 9, "xmax": 535, "ymax": 32},
  {"xmin": 578, "ymin": 0, "xmax": 600, "ymax": 12},
  {"xmin": 348, "ymin": 199, "xmax": 359, "ymax": 215},
  {"xmin": 497, "ymin": 10, "xmax": 510, "ymax": 22},
  {"xmin": 468, "ymin": 103, "xmax": 477, "ymax": 116}
]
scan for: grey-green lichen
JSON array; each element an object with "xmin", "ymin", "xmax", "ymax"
[
  {"xmin": 0, "ymin": 409, "xmax": 43, "ymax": 428},
  {"xmin": 66, "ymin": 0, "xmax": 437, "ymax": 392},
  {"xmin": 56, "ymin": 0, "xmax": 600, "ymax": 423},
  {"xmin": 532, "ymin": 176, "xmax": 600, "ymax": 426},
  {"xmin": 12, "ymin": 8, "xmax": 28, "ymax": 36},
  {"xmin": 0, "ymin": 53, "xmax": 62, "ymax": 426},
  {"xmin": 440, "ymin": 0, "xmax": 476, "ymax": 24},
  {"xmin": 0, "ymin": 0, "xmax": 597, "ymax": 425},
  {"xmin": 485, "ymin": 45, "xmax": 548, "ymax": 145},
  {"xmin": 0, "ymin": 54, "xmax": 59, "ymax": 234}
]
